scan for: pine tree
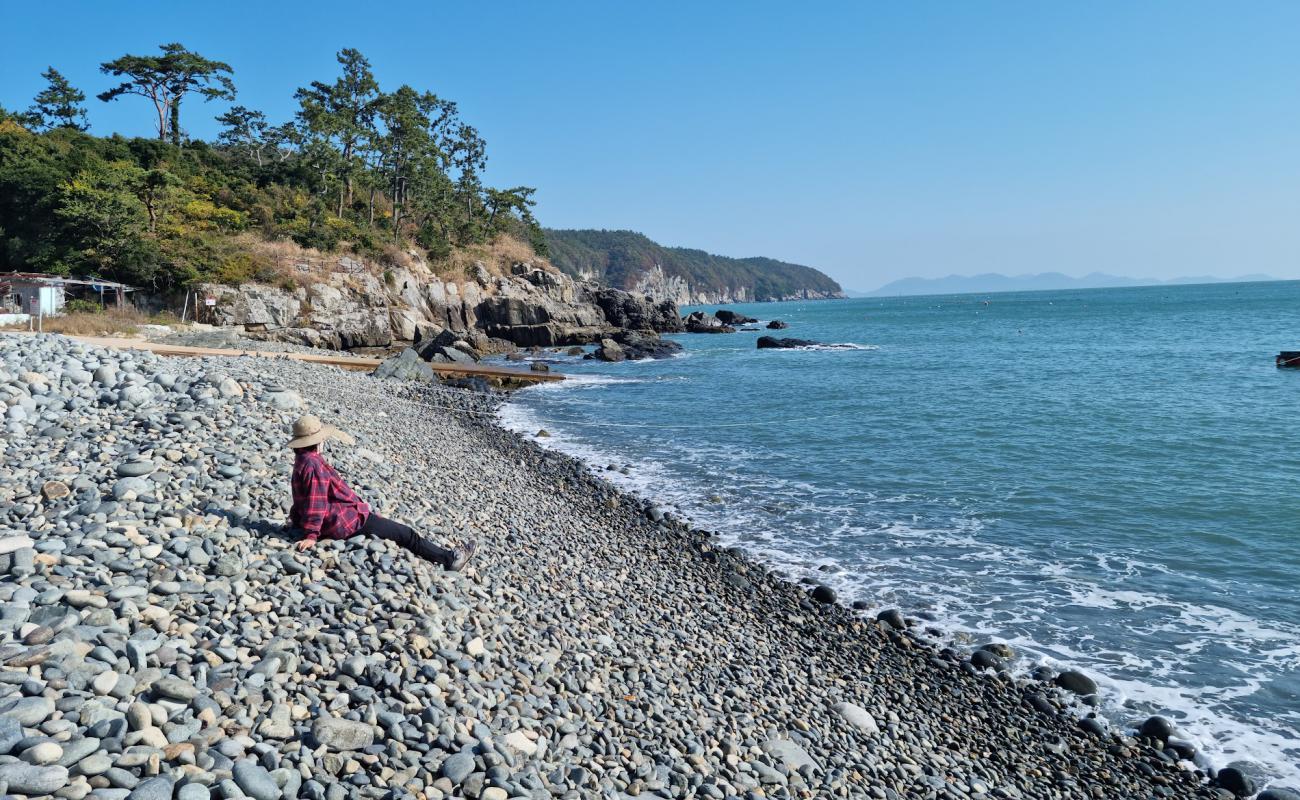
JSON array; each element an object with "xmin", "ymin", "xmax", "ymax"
[{"xmin": 26, "ymin": 67, "xmax": 89, "ymax": 131}]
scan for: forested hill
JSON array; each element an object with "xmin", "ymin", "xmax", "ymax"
[
  {"xmin": 545, "ymin": 229, "xmax": 843, "ymax": 304},
  {"xmin": 0, "ymin": 46, "xmax": 546, "ymax": 292}
]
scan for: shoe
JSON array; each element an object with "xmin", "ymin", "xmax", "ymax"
[{"xmin": 449, "ymin": 539, "xmax": 477, "ymax": 571}]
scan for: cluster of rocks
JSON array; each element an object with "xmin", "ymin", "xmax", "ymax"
[
  {"xmin": 681, "ymin": 313, "xmax": 735, "ymax": 334},
  {"xmin": 0, "ymin": 332, "xmax": 1289, "ymax": 800},
  {"xmin": 681, "ymin": 311, "xmax": 789, "ymax": 336},
  {"xmin": 590, "ymin": 332, "xmax": 683, "ymax": 363},
  {"xmin": 198, "ymin": 259, "xmax": 682, "ymax": 354}
]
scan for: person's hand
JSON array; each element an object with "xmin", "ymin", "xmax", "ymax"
[{"xmin": 297, "ymin": 538, "xmax": 316, "ymax": 552}]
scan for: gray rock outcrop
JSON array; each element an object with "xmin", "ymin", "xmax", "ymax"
[{"xmin": 198, "ymin": 255, "xmax": 682, "ymax": 352}]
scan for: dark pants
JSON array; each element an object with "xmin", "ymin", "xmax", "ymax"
[{"xmin": 356, "ymin": 514, "xmax": 453, "ymax": 568}]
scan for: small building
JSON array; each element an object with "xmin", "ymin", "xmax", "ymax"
[{"xmin": 0, "ymin": 273, "xmax": 136, "ymax": 318}]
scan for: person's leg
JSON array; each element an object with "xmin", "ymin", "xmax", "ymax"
[{"xmin": 357, "ymin": 514, "xmax": 454, "ymax": 568}]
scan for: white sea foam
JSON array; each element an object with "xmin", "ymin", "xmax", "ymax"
[
  {"xmin": 764, "ymin": 342, "xmax": 879, "ymax": 351},
  {"xmin": 496, "ymin": 382, "xmax": 1300, "ymax": 791}
]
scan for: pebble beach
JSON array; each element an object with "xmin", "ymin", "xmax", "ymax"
[{"xmin": 0, "ymin": 333, "xmax": 1270, "ymax": 800}]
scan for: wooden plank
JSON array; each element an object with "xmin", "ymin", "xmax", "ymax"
[{"xmin": 10, "ymin": 333, "xmax": 564, "ymax": 382}]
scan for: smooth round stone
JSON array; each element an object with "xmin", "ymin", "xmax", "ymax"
[
  {"xmin": 128, "ymin": 775, "xmax": 175, "ymax": 800},
  {"xmin": 92, "ymin": 367, "xmax": 117, "ymax": 386},
  {"xmin": 810, "ymin": 585, "xmax": 836, "ymax": 604},
  {"xmin": 1139, "ymin": 715, "xmax": 1176, "ymax": 741},
  {"xmin": 21, "ymin": 741, "xmax": 64, "ymax": 764},
  {"xmin": 1217, "ymin": 767, "xmax": 1255, "ymax": 797},
  {"xmin": 233, "ymin": 758, "xmax": 280, "ymax": 800},
  {"xmin": 178, "ymin": 784, "xmax": 212, "ymax": 800},
  {"xmin": 116, "ymin": 461, "xmax": 155, "ymax": 478},
  {"xmin": 876, "ymin": 609, "xmax": 906, "ymax": 630},
  {"xmin": 979, "ymin": 642, "xmax": 1015, "ymax": 659},
  {"xmin": 73, "ymin": 752, "xmax": 112, "ymax": 776},
  {"xmin": 92, "ymin": 671, "xmax": 120, "ymax": 696},
  {"xmin": 0, "ymin": 762, "xmax": 69, "ymax": 794},
  {"xmin": 440, "ymin": 752, "xmax": 475, "ymax": 784},
  {"xmin": 1055, "ymin": 670, "xmax": 1099, "ymax": 696}
]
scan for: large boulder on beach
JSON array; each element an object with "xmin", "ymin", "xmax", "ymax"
[
  {"xmin": 311, "ymin": 716, "xmax": 375, "ymax": 752},
  {"xmin": 762, "ymin": 737, "xmax": 820, "ymax": 771},
  {"xmin": 373, "ymin": 348, "xmax": 435, "ymax": 382},
  {"xmin": 833, "ymin": 702, "xmax": 880, "ymax": 735}
]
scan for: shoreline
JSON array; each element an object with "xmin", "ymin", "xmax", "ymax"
[
  {"xmin": 492, "ymin": 339, "xmax": 1300, "ymax": 797},
  {"xmin": 0, "ymin": 333, "xmax": 1240, "ymax": 799}
]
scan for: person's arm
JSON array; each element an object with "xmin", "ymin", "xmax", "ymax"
[{"xmin": 295, "ymin": 465, "xmax": 329, "ymax": 549}]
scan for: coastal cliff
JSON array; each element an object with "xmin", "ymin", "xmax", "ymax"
[
  {"xmin": 196, "ymin": 247, "xmax": 681, "ymax": 352},
  {"xmin": 545, "ymin": 229, "xmax": 845, "ymax": 304}
]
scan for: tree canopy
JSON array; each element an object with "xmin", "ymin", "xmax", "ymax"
[
  {"xmin": 98, "ymin": 43, "xmax": 236, "ymax": 145},
  {"xmin": 1, "ymin": 45, "xmax": 545, "ymax": 292},
  {"xmin": 25, "ymin": 68, "xmax": 89, "ymax": 132}
]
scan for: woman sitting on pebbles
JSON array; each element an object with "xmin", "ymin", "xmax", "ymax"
[{"xmin": 287, "ymin": 414, "xmax": 476, "ymax": 570}]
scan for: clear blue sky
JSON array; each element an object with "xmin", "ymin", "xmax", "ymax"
[{"xmin": 4, "ymin": 0, "xmax": 1300, "ymax": 290}]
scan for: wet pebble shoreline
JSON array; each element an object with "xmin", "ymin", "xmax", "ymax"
[{"xmin": 0, "ymin": 333, "xmax": 1286, "ymax": 800}]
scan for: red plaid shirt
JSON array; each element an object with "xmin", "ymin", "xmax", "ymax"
[{"xmin": 289, "ymin": 450, "xmax": 370, "ymax": 540}]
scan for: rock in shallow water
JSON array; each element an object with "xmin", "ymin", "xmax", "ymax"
[
  {"xmin": 1216, "ymin": 767, "xmax": 1255, "ymax": 797},
  {"xmin": 810, "ymin": 584, "xmax": 836, "ymax": 604},
  {"xmin": 1139, "ymin": 714, "xmax": 1177, "ymax": 740},
  {"xmin": 1054, "ymin": 669, "xmax": 1098, "ymax": 696}
]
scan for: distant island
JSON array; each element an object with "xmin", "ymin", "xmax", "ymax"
[
  {"xmin": 865, "ymin": 271, "xmax": 1279, "ymax": 297},
  {"xmin": 545, "ymin": 228, "xmax": 844, "ymax": 305}
]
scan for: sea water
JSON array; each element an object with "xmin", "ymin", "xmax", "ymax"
[{"xmin": 496, "ymin": 280, "xmax": 1300, "ymax": 789}]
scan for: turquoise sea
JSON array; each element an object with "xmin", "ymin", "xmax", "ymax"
[{"xmin": 497, "ymin": 281, "xmax": 1300, "ymax": 789}]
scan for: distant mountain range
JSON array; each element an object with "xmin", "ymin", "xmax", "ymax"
[
  {"xmin": 544, "ymin": 229, "xmax": 844, "ymax": 304},
  {"xmin": 864, "ymin": 272, "xmax": 1280, "ymax": 297}
]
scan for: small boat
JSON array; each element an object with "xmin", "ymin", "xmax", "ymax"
[{"xmin": 1277, "ymin": 351, "xmax": 1300, "ymax": 368}]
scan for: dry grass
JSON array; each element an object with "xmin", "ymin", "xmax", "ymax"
[
  {"xmin": 0, "ymin": 309, "xmax": 179, "ymax": 337},
  {"xmin": 440, "ymin": 234, "xmax": 552, "ymax": 280}
]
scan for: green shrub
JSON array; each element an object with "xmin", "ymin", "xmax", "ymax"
[{"xmin": 63, "ymin": 298, "xmax": 102, "ymax": 313}]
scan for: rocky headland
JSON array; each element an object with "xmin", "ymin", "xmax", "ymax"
[
  {"xmin": 0, "ymin": 333, "xmax": 1280, "ymax": 800},
  {"xmin": 196, "ymin": 255, "xmax": 681, "ymax": 356}
]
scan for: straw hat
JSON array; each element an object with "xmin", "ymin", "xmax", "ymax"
[{"xmin": 287, "ymin": 415, "xmax": 355, "ymax": 449}]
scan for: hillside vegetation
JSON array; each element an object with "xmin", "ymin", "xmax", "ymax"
[
  {"xmin": 0, "ymin": 46, "xmax": 546, "ymax": 293},
  {"xmin": 545, "ymin": 228, "xmax": 842, "ymax": 301}
]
